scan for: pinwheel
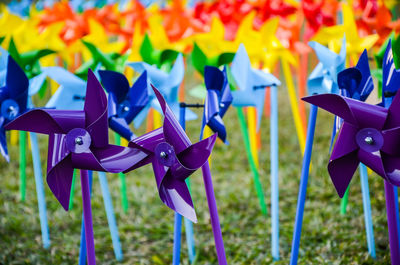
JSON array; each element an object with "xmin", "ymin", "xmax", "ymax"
[
  {"xmin": 252, "ymin": 0, "xmax": 298, "ymax": 30},
  {"xmin": 301, "ymin": 88, "xmax": 400, "ymax": 264},
  {"xmin": 301, "ymin": 0, "xmax": 336, "ymax": 41},
  {"xmin": 0, "ymin": 54, "xmax": 50, "ymax": 248},
  {"xmin": 126, "ymin": 85, "xmax": 227, "ymax": 265},
  {"xmin": 7, "ymin": 38, "xmax": 55, "ymax": 79},
  {"xmin": 5, "ymin": 69, "xmax": 149, "ymax": 265},
  {"xmin": 290, "ymin": 44, "xmax": 378, "ymax": 265},
  {"xmin": 357, "ymin": 1, "xmax": 400, "ymax": 46},
  {"xmin": 139, "ymin": 33, "xmax": 180, "ymax": 69},
  {"xmin": 75, "ymin": 40, "xmax": 128, "ymax": 78},
  {"xmin": 198, "ymin": 66, "xmax": 231, "ymax": 142},
  {"xmin": 312, "ymin": 3, "xmax": 378, "ymax": 64},
  {"xmin": 43, "ymin": 66, "xmax": 125, "ymax": 261},
  {"xmin": 128, "ymin": 53, "xmax": 197, "ymax": 128}
]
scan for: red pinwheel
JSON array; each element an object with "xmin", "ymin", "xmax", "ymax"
[
  {"xmin": 253, "ymin": 0, "xmax": 298, "ymax": 30},
  {"xmin": 125, "ymin": 85, "xmax": 217, "ymax": 222},
  {"xmin": 5, "ymin": 70, "xmax": 149, "ymax": 210},
  {"xmin": 301, "ymin": 0, "xmax": 336, "ymax": 41}
]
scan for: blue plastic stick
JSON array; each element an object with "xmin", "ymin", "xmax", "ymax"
[
  {"xmin": 270, "ymin": 85, "xmax": 279, "ymax": 260},
  {"xmin": 29, "ymin": 132, "xmax": 51, "ymax": 249},
  {"xmin": 172, "ymin": 105, "xmax": 196, "ymax": 264},
  {"xmin": 173, "ymin": 212, "xmax": 183, "ymax": 265},
  {"xmin": 78, "ymin": 171, "xmax": 93, "ymax": 265},
  {"xmin": 359, "ymin": 163, "xmax": 376, "ymax": 258},
  {"xmin": 393, "ymin": 187, "xmax": 400, "ymax": 252},
  {"xmin": 290, "ymin": 104, "xmax": 318, "ymax": 265},
  {"xmin": 97, "ymin": 172, "xmax": 123, "ymax": 261}
]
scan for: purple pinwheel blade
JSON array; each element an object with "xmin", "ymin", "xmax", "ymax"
[
  {"xmin": 358, "ymin": 149, "xmax": 386, "ymax": 178},
  {"xmin": 6, "ymin": 55, "xmax": 28, "ymax": 111},
  {"xmin": 381, "ymin": 154, "xmax": 400, "ymax": 186},
  {"xmin": 98, "ymin": 70, "xmax": 130, "ymax": 103},
  {"xmin": 328, "ymin": 150, "xmax": 359, "ymax": 197},
  {"xmin": 302, "ymin": 94, "xmax": 388, "ymax": 129},
  {"xmin": 177, "ymin": 133, "xmax": 217, "ymax": 170},
  {"xmin": 382, "ymin": 127, "xmax": 400, "ymax": 156},
  {"xmin": 4, "ymin": 109, "xmax": 85, "ymax": 134},
  {"xmin": 84, "ymin": 69, "xmax": 108, "ymax": 148},
  {"xmin": 152, "ymin": 85, "xmax": 191, "ymax": 153},
  {"xmin": 47, "ymin": 134, "xmax": 74, "ymax": 210}
]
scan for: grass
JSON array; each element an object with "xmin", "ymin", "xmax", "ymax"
[{"xmin": 0, "ymin": 78, "xmax": 393, "ymax": 264}]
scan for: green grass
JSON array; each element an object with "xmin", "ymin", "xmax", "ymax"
[{"xmin": 0, "ymin": 85, "xmax": 393, "ymax": 264}]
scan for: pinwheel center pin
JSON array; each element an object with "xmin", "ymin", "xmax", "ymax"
[
  {"xmin": 355, "ymin": 128, "xmax": 383, "ymax": 152},
  {"xmin": 1, "ymin": 99, "xmax": 19, "ymax": 120},
  {"xmin": 66, "ymin": 128, "xmax": 91, "ymax": 154},
  {"xmin": 117, "ymin": 100, "xmax": 131, "ymax": 118},
  {"xmin": 155, "ymin": 142, "xmax": 176, "ymax": 167}
]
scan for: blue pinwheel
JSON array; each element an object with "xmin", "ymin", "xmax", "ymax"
[
  {"xmin": 43, "ymin": 67, "xmax": 86, "ymax": 110},
  {"xmin": 307, "ymin": 37, "xmax": 346, "ymax": 95},
  {"xmin": 338, "ymin": 49, "xmax": 374, "ymax": 100},
  {"xmin": 128, "ymin": 53, "xmax": 197, "ymax": 128},
  {"xmin": 231, "ymin": 44, "xmax": 281, "ymax": 130},
  {"xmin": 98, "ymin": 70, "xmax": 149, "ymax": 140},
  {"xmin": 200, "ymin": 65, "xmax": 232, "ymax": 144},
  {"xmin": 0, "ymin": 55, "xmax": 29, "ymax": 162}
]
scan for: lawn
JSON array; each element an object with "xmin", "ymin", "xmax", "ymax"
[{"xmin": 0, "ymin": 77, "xmax": 392, "ymax": 264}]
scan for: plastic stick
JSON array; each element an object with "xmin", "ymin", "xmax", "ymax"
[
  {"xmin": 201, "ymin": 161, "xmax": 228, "ymax": 265},
  {"xmin": 29, "ymin": 132, "xmax": 51, "ymax": 249},
  {"xmin": 340, "ymin": 186, "xmax": 350, "ymax": 215},
  {"xmin": 68, "ymin": 170, "xmax": 77, "ymax": 210},
  {"xmin": 172, "ymin": 105, "xmax": 196, "ymax": 264},
  {"xmin": 98, "ymin": 172, "xmax": 123, "ymax": 261},
  {"xmin": 236, "ymin": 107, "xmax": 267, "ymax": 216},
  {"xmin": 19, "ymin": 131, "xmax": 26, "ymax": 201},
  {"xmin": 281, "ymin": 59, "xmax": 307, "ymax": 154},
  {"xmin": 270, "ymin": 85, "xmax": 279, "ymax": 260},
  {"xmin": 298, "ymin": 53, "xmax": 308, "ymax": 130},
  {"xmin": 384, "ymin": 180, "xmax": 400, "ymax": 264},
  {"xmin": 78, "ymin": 171, "xmax": 93, "ymax": 265},
  {"xmin": 80, "ymin": 169, "xmax": 96, "ymax": 265},
  {"xmin": 173, "ymin": 213, "xmax": 182, "ymax": 265},
  {"xmin": 247, "ymin": 107, "xmax": 259, "ymax": 168},
  {"xmin": 359, "ymin": 163, "xmax": 376, "ymax": 258},
  {"xmin": 114, "ymin": 133, "xmax": 129, "ymax": 212},
  {"xmin": 290, "ymin": 104, "xmax": 318, "ymax": 265}
]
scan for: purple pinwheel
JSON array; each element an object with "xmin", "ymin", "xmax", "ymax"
[
  {"xmin": 125, "ymin": 85, "xmax": 217, "ymax": 223},
  {"xmin": 98, "ymin": 70, "xmax": 149, "ymax": 141},
  {"xmin": 302, "ymin": 88, "xmax": 400, "ymax": 197},
  {"xmin": 0, "ymin": 55, "xmax": 29, "ymax": 161},
  {"xmin": 200, "ymin": 65, "xmax": 232, "ymax": 144},
  {"xmin": 5, "ymin": 69, "xmax": 149, "ymax": 210},
  {"xmin": 338, "ymin": 49, "xmax": 374, "ymax": 101}
]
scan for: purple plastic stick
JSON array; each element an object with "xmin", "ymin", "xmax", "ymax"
[
  {"xmin": 81, "ymin": 169, "xmax": 96, "ymax": 265},
  {"xmin": 384, "ymin": 180, "xmax": 400, "ymax": 264},
  {"xmin": 201, "ymin": 162, "xmax": 227, "ymax": 265}
]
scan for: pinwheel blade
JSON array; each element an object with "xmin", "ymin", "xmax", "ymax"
[
  {"xmin": 84, "ymin": 69, "xmax": 109, "ymax": 148},
  {"xmin": 6, "ymin": 55, "xmax": 28, "ymax": 109},
  {"xmin": 98, "ymin": 70, "xmax": 130, "ymax": 103}
]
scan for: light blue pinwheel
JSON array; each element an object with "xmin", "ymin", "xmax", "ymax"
[
  {"xmin": 43, "ymin": 67, "xmax": 86, "ymax": 110},
  {"xmin": 128, "ymin": 53, "xmax": 197, "ymax": 128},
  {"xmin": 44, "ymin": 66, "xmax": 123, "ymax": 263},
  {"xmin": 307, "ymin": 37, "xmax": 346, "ymax": 96},
  {"xmin": 231, "ymin": 44, "xmax": 281, "ymax": 130}
]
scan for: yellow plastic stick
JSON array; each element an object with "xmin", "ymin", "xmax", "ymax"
[
  {"xmin": 281, "ymin": 59, "xmax": 306, "ymax": 154},
  {"xmin": 153, "ymin": 110, "xmax": 163, "ymax": 128},
  {"xmin": 10, "ymin": 130, "xmax": 18, "ymax": 146},
  {"xmin": 203, "ymin": 125, "xmax": 213, "ymax": 167},
  {"xmin": 247, "ymin": 107, "xmax": 259, "ymax": 169}
]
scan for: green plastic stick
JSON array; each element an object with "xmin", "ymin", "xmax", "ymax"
[
  {"xmin": 236, "ymin": 107, "xmax": 268, "ymax": 216},
  {"xmin": 19, "ymin": 131, "xmax": 26, "ymax": 201},
  {"xmin": 68, "ymin": 170, "xmax": 77, "ymax": 210},
  {"xmin": 340, "ymin": 185, "xmax": 350, "ymax": 215},
  {"xmin": 114, "ymin": 133, "xmax": 129, "ymax": 212}
]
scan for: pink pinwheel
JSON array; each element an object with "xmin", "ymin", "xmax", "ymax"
[
  {"xmin": 124, "ymin": 85, "xmax": 217, "ymax": 223},
  {"xmin": 5, "ymin": 69, "xmax": 149, "ymax": 210}
]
